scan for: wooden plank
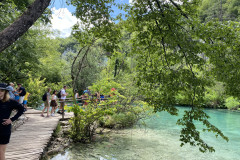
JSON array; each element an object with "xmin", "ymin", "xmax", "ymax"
[
  {"xmin": 6, "ymin": 154, "xmax": 41, "ymax": 160},
  {"xmin": 6, "ymin": 148, "xmax": 43, "ymax": 155},
  {"xmin": 5, "ymin": 109, "xmax": 73, "ymax": 160}
]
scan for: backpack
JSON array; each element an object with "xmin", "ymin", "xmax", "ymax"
[
  {"xmin": 42, "ymin": 93, "xmax": 47, "ymax": 101},
  {"xmin": 57, "ymin": 90, "xmax": 61, "ymax": 99}
]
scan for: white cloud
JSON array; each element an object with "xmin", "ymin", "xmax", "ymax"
[{"xmin": 50, "ymin": 7, "xmax": 78, "ymax": 37}]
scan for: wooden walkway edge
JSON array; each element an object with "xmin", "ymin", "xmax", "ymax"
[{"xmin": 6, "ymin": 108, "xmax": 73, "ymax": 160}]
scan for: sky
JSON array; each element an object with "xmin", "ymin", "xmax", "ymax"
[{"xmin": 49, "ymin": 0, "xmax": 131, "ymax": 38}]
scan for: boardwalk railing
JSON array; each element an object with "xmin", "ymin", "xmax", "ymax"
[{"xmin": 58, "ymin": 97, "xmax": 110, "ymax": 119}]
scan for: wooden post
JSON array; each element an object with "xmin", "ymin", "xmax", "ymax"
[{"xmin": 62, "ymin": 105, "xmax": 64, "ymax": 119}]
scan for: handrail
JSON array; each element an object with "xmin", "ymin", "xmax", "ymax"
[{"xmin": 58, "ymin": 97, "xmax": 111, "ymax": 119}]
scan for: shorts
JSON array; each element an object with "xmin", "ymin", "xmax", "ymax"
[
  {"xmin": 15, "ymin": 96, "xmax": 19, "ymax": 100},
  {"xmin": 50, "ymin": 100, "xmax": 58, "ymax": 107},
  {"xmin": 23, "ymin": 100, "xmax": 27, "ymax": 105},
  {"xmin": 0, "ymin": 134, "xmax": 11, "ymax": 144},
  {"xmin": 44, "ymin": 101, "xmax": 50, "ymax": 107},
  {"xmin": 19, "ymin": 96, "xmax": 25, "ymax": 104}
]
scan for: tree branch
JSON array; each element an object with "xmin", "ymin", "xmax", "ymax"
[
  {"xmin": 169, "ymin": 0, "xmax": 189, "ymax": 19},
  {"xmin": 71, "ymin": 46, "xmax": 87, "ymax": 80},
  {"xmin": 0, "ymin": 0, "xmax": 51, "ymax": 53}
]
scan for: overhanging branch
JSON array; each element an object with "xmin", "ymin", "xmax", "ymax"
[{"xmin": 0, "ymin": 0, "xmax": 51, "ymax": 53}]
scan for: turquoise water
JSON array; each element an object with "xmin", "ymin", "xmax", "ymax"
[{"xmin": 51, "ymin": 107, "xmax": 240, "ymax": 160}]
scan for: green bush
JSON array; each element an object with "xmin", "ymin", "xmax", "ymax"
[
  {"xmin": 68, "ymin": 102, "xmax": 115, "ymax": 142},
  {"xmin": 224, "ymin": 96, "xmax": 240, "ymax": 109},
  {"xmin": 24, "ymin": 75, "xmax": 47, "ymax": 108},
  {"xmin": 203, "ymin": 83, "xmax": 225, "ymax": 108},
  {"xmin": 67, "ymin": 79, "xmax": 152, "ymax": 143}
]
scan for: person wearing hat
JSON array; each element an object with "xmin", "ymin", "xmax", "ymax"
[{"xmin": 0, "ymin": 83, "xmax": 24, "ymax": 160}]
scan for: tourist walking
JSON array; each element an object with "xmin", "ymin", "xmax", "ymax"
[
  {"xmin": 50, "ymin": 90, "xmax": 58, "ymax": 116},
  {"xmin": 41, "ymin": 88, "xmax": 51, "ymax": 117},
  {"xmin": 17, "ymin": 84, "xmax": 26, "ymax": 104},
  {"xmin": 0, "ymin": 83, "xmax": 24, "ymax": 160},
  {"xmin": 59, "ymin": 86, "xmax": 68, "ymax": 114}
]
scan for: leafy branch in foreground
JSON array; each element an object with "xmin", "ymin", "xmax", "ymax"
[
  {"xmin": 177, "ymin": 108, "xmax": 228, "ymax": 152},
  {"xmin": 69, "ymin": 0, "xmax": 238, "ymax": 152},
  {"xmin": 124, "ymin": 0, "xmax": 233, "ymax": 152}
]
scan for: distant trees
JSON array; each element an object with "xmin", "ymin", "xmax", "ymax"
[{"xmin": 198, "ymin": 0, "xmax": 240, "ymax": 22}]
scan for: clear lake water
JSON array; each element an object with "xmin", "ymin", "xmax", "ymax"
[{"xmin": 50, "ymin": 107, "xmax": 240, "ymax": 160}]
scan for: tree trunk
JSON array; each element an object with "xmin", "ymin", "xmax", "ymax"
[{"xmin": 0, "ymin": 0, "xmax": 51, "ymax": 53}]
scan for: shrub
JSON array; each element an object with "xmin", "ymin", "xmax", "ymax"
[
  {"xmin": 67, "ymin": 79, "xmax": 152, "ymax": 143},
  {"xmin": 224, "ymin": 96, "xmax": 240, "ymax": 110},
  {"xmin": 24, "ymin": 75, "xmax": 47, "ymax": 108},
  {"xmin": 203, "ymin": 84, "xmax": 225, "ymax": 108},
  {"xmin": 68, "ymin": 102, "xmax": 115, "ymax": 142}
]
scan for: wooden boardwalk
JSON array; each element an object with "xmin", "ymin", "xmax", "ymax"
[{"xmin": 6, "ymin": 108, "xmax": 72, "ymax": 160}]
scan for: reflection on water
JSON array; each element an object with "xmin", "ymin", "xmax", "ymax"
[{"xmin": 51, "ymin": 107, "xmax": 240, "ymax": 160}]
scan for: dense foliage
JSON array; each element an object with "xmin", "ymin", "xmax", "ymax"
[
  {"xmin": 68, "ymin": 79, "xmax": 150, "ymax": 142},
  {"xmin": 1, "ymin": 0, "xmax": 240, "ymax": 153},
  {"xmin": 198, "ymin": 0, "xmax": 240, "ymax": 22},
  {"xmin": 70, "ymin": 0, "xmax": 240, "ymax": 152}
]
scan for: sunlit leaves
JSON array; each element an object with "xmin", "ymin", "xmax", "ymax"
[
  {"xmin": 123, "ymin": 0, "xmax": 233, "ymax": 152},
  {"xmin": 66, "ymin": 0, "xmax": 238, "ymax": 153}
]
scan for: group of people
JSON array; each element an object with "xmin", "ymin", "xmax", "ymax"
[
  {"xmin": 41, "ymin": 86, "xmax": 68, "ymax": 117},
  {"xmin": 40, "ymin": 86, "xmax": 117, "ymax": 117},
  {"xmin": 7, "ymin": 83, "xmax": 30, "ymax": 111},
  {"xmin": 77, "ymin": 87, "xmax": 117, "ymax": 106},
  {"xmin": 0, "ymin": 83, "xmax": 25, "ymax": 160}
]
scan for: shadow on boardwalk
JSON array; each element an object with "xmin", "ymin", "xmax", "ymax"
[{"xmin": 6, "ymin": 108, "xmax": 73, "ymax": 160}]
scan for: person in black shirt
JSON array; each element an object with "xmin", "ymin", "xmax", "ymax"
[{"xmin": 0, "ymin": 83, "xmax": 24, "ymax": 160}]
